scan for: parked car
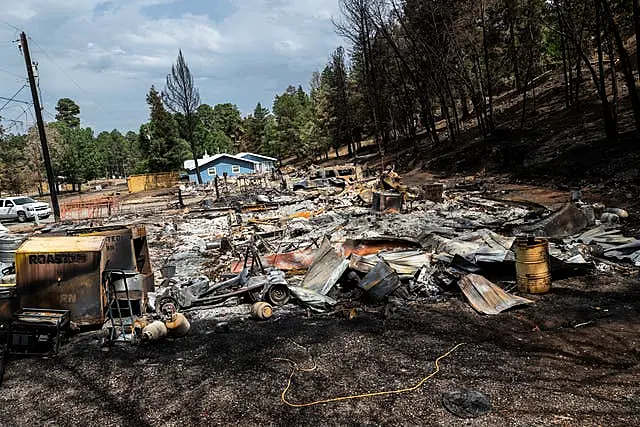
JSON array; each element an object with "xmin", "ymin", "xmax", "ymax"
[{"xmin": 0, "ymin": 196, "xmax": 51, "ymax": 222}]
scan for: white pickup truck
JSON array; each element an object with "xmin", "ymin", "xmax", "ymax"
[{"xmin": 0, "ymin": 196, "xmax": 51, "ymax": 222}]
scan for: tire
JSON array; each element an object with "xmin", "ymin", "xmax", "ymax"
[
  {"xmin": 156, "ymin": 296, "xmax": 179, "ymax": 316},
  {"xmin": 266, "ymin": 284, "xmax": 290, "ymax": 306},
  {"xmin": 16, "ymin": 211, "xmax": 27, "ymax": 223}
]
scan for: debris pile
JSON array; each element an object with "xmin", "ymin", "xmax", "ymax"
[
  {"xmin": 137, "ymin": 173, "xmax": 639, "ymax": 321},
  {"xmin": 0, "ymin": 170, "xmax": 638, "ymax": 345}
]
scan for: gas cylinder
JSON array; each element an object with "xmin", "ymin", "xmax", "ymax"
[
  {"xmin": 251, "ymin": 302, "xmax": 273, "ymax": 320},
  {"xmin": 142, "ymin": 320, "xmax": 167, "ymax": 342},
  {"xmin": 165, "ymin": 312, "xmax": 190, "ymax": 337}
]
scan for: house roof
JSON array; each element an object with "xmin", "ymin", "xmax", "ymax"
[
  {"xmin": 236, "ymin": 152, "xmax": 277, "ymax": 162},
  {"xmin": 184, "ymin": 153, "xmax": 258, "ymax": 172}
]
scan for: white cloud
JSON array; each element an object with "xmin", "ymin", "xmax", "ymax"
[
  {"xmin": 4, "ymin": 4, "xmax": 38, "ymax": 20},
  {"xmin": 124, "ymin": 14, "xmax": 223, "ymax": 52},
  {"xmin": 0, "ymin": 0, "xmax": 342, "ymax": 132},
  {"xmin": 274, "ymin": 39, "xmax": 302, "ymax": 53}
]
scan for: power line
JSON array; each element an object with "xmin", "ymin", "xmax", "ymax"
[
  {"xmin": 2, "ymin": 110, "xmax": 28, "ymax": 133},
  {"xmin": 0, "ymin": 20, "xmax": 21, "ymax": 47},
  {"xmin": 21, "ymin": 104, "xmax": 37, "ymax": 129},
  {"xmin": 27, "ymin": 35, "xmax": 114, "ymax": 118},
  {"xmin": 1, "ymin": 107, "xmax": 28, "ymax": 133},
  {"xmin": 0, "ymin": 68, "xmax": 25, "ymax": 80},
  {"xmin": 0, "ymin": 103, "xmax": 27, "ymax": 112},
  {"xmin": 0, "ymin": 84, "xmax": 28, "ymax": 112},
  {"xmin": 1, "ymin": 105, "xmax": 33, "ymax": 139},
  {"xmin": 1, "ymin": 20, "xmax": 22, "ymax": 32},
  {"xmin": 0, "ymin": 96, "xmax": 31, "ymax": 105},
  {"xmin": 29, "ymin": 39, "xmax": 97, "ymax": 102},
  {"xmin": 42, "ymin": 107, "xmax": 57, "ymax": 122}
]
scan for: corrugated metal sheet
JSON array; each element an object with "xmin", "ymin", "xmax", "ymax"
[
  {"xmin": 301, "ymin": 239, "xmax": 348, "ymax": 295},
  {"xmin": 458, "ymin": 274, "xmax": 533, "ymax": 315},
  {"xmin": 379, "ymin": 251, "xmax": 431, "ymax": 275},
  {"xmin": 350, "ymin": 250, "xmax": 431, "ymax": 276},
  {"xmin": 432, "ymin": 229, "xmax": 515, "ymax": 264},
  {"xmin": 231, "ymin": 247, "xmax": 317, "ymax": 273},
  {"xmin": 342, "ymin": 237, "xmax": 422, "ymax": 257},
  {"xmin": 358, "ymin": 261, "xmax": 400, "ymax": 301}
]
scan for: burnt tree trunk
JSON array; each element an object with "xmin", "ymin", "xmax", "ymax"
[
  {"xmin": 635, "ymin": 0, "xmax": 640, "ymax": 74},
  {"xmin": 594, "ymin": 1, "xmax": 618, "ymax": 140},
  {"xmin": 600, "ymin": 0, "xmax": 640, "ymax": 132},
  {"xmin": 480, "ymin": 0, "xmax": 495, "ymax": 132},
  {"xmin": 557, "ymin": 8, "xmax": 571, "ymax": 108},
  {"xmin": 606, "ymin": 27, "xmax": 619, "ymax": 121}
]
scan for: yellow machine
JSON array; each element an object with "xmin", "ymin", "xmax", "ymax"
[
  {"xmin": 14, "ymin": 225, "xmax": 155, "ymax": 327},
  {"xmin": 15, "ymin": 236, "xmax": 108, "ymax": 326}
]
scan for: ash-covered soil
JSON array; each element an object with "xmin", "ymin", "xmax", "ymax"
[{"xmin": 1, "ymin": 273, "xmax": 639, "ymax": 426}]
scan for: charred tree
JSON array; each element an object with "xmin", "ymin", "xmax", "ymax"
[
  {"xmin": 599, "ymin": 0, "xmax": 640, "ymax": 133},
  {"xmin": 164, "ymin": 50, "xmax": 202, "ymax": 184}
]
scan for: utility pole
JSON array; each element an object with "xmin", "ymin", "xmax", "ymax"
[{"xmin": 20, "ymin": 32, "xmax": 60, "ymax": 222}]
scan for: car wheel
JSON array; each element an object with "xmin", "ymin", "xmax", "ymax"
[
  {"xmin": 16, "ymin": 212, "xmax": 27, "ymax": 223},
  {"xmin": 266, "ymin": 283, "xmax": 290, "ymax": 306}
]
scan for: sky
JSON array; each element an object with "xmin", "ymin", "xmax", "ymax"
[{"xmin": 0, "ymin": 0, "xmax": 342, "ymax": 133}]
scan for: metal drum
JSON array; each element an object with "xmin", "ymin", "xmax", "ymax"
[
  {"xmin": 515, "ymin": 237, "xmax": 551, "ymax": 294},
  {"xmin": 0, "ymin": 234, "xmax": 28, "ymax": 264}
]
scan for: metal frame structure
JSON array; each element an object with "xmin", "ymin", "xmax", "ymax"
[{"xmin": 8, "ymin": 308, "xmax": 70, "ymax": 356}]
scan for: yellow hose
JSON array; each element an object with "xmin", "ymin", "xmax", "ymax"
[{"xmin": 274, "ymin": 342, "xmax": 465, "ymax": 407}]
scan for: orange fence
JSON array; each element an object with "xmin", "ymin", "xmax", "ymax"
[{"xmin": 60, "ymin": 197, "xmax": 121, "ymax": 221}]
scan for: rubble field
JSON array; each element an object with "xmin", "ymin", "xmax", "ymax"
[
  {"xmin": 1, "ymin": 172, "xmax": 640, "ymax": 426},
  {"xmin": 1, "ymin": 274, "xmax": 638, "ymax": 426}
]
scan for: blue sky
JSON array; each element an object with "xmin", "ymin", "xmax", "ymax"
[{"xmin": 0, "ymin": 0, "xmax": 342, "ymax": 133}]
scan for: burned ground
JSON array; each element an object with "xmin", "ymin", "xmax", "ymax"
[
  {"xmin": 1, "ymin": 271, "xmax": 638, "ymax": 426},
  {"xmin": 2, "ymin": 167, "xmax": 640, "ymax": 426}
]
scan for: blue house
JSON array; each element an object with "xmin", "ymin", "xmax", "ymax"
[
  {"xmin": 184, "ymin": 154, "xmax": 259, "ymax": 184},
  {"xmin": 236, "ymin": 152, "xmax": 277, "ymax": 172}
]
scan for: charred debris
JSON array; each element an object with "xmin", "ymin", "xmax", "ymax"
[{"xmin": 1, "ymin": 165, "xmax": 639, "ymax": 384}]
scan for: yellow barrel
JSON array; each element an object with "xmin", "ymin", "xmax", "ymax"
[
  {"xmin": 251, "ymin": 302, "xmax": 273, "ymax": 320},
  {"xmin": 515, "ymin": 237, "xmax": 551, "ymax": 293}
]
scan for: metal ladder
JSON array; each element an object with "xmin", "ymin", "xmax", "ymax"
[{"xmin": 104, "ymin": 270, "xmax": 136, "ymax": 343}]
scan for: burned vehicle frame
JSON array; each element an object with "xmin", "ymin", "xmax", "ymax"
[
  {"xmin": 292, "ymin": 165, "xmax": 361, "ymax": 191},
  {"xmin": 154, "ymin": 240, "xmax": 291, "ymax": 315}
]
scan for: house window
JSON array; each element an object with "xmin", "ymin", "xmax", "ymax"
[
  {"xmin": 207, "ymin": 167, "xmax": 217, "ymax": 176},
  {"xmin": 231, "ymin": 165, "xmax": 241, "ymax": 173}
]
